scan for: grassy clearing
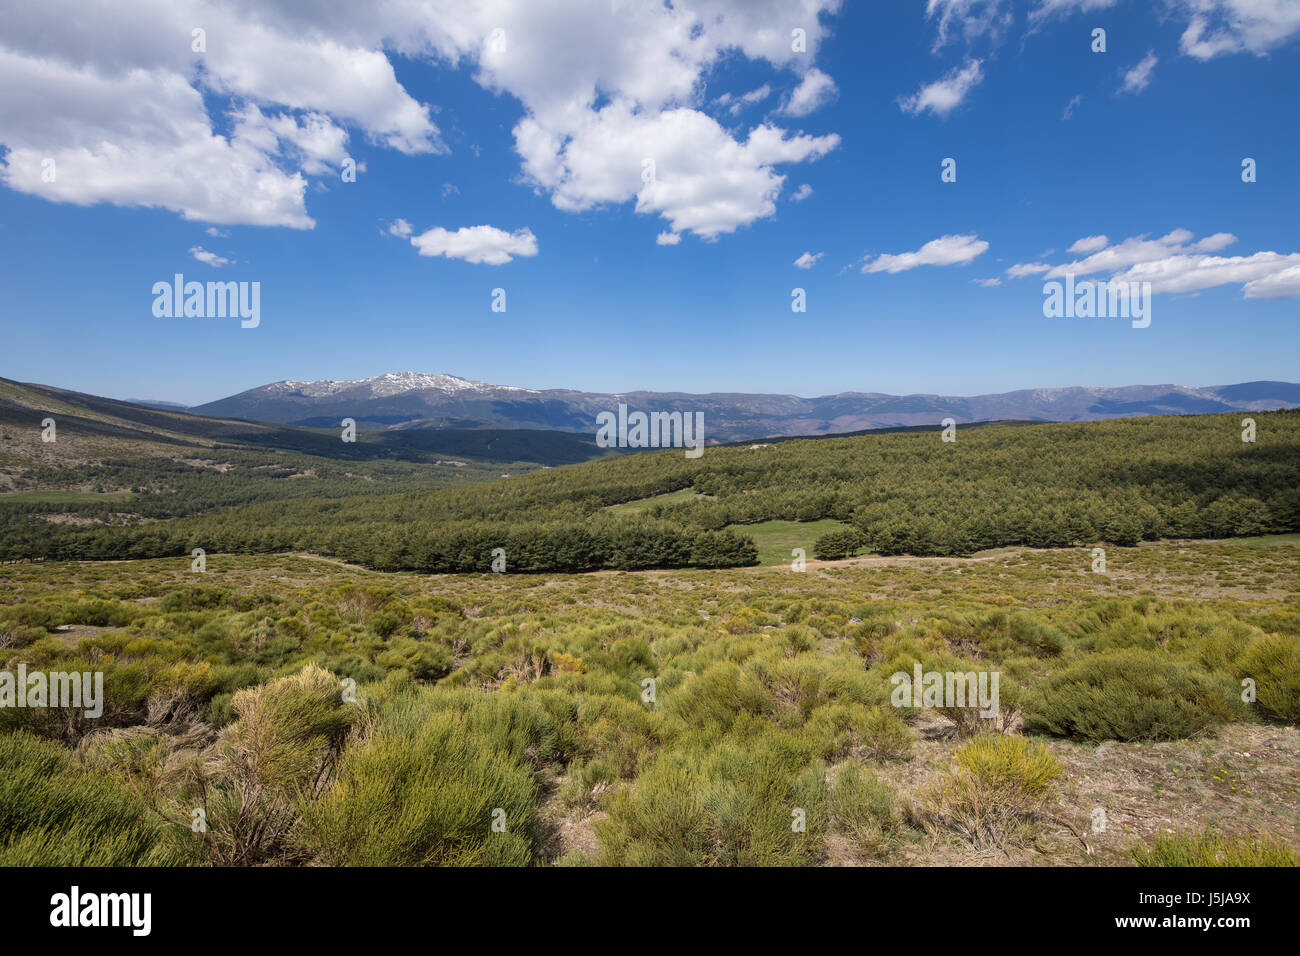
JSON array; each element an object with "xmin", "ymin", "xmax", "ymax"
[
  {"xmin": 1233, "ymin": 533, "xmax": 1300, "ymax": 547},
  {"xmin": 729, "ymin": 518, "xmax": 863, "ymax": 566},
  {"xmin": 603, "ymin": 488, "xmax": 709, "ymax": 515}
]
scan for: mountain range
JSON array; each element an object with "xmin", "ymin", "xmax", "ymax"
[{"xmin": 189, "ymin": 373, "xmax": 1300, "ymax": 443}]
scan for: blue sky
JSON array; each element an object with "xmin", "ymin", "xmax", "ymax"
[{"xmin": 1, "ymin": 0, "xmax": 1297, "ymax": 405}]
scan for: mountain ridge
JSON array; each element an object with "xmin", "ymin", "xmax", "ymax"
[{"xmin": 189, "ymin": 374, "xmax": 1300, "ymax": 443}]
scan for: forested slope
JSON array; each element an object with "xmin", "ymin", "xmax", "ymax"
[{"xmin": 4, "ymin": 410, "xmax": 1296, "ymax": 572}]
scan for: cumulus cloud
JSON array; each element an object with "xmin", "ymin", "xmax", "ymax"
[
  {"xmin": 656, "ymin": 231, "xmax": 681, "ymax": 246},
  {"xmin": 0, "ymin": 0, "xmax": 843, "ymax": 239},
  {"xmin": 407, "ymin": 224, "xmax": 538, "ymax": 265},
  {"xmin": 973, "ymin": 276, "xmax": 1002, "ymax": 286},
  {"xmin": 794, "ymin": 251, "xmax": 823, "ymax": 269},
  {"xmin": 465, "ymin": 0, "xmax": 844, "ymax": 239},
  {"xmin": 899, "ymin": 60, "xmax": 984, "ymax": 117},
  {"xmin": 862, "ymin": 234, "xmax": 989, "ymax": 273},
  {"xmin": 780, "ymin": 69, "xmax": 837, "ymax": 117},
  {"xmin": 1120, "ymin": 51, "xmax": 1158, "ymax": 93},
  {"xmin": 189, "ymin": 246, "xmax": 231, "ymax": 267},
  {"xmin": 1008, "ymin": 228, "xmax": 1300, "ymax": 299},
  {"xmin": 387, "ymin": 218, "xmax": 413, "ymax": 238},
  {"xmin": 0, "ymin": 0, "xmax": 444, "ymax": 227},
  {"xmin": 519, "ymin": 103, "xmax": 839, "ymax": 239},
  {"xmin": 790, "ymin": 183, "xmax": 814, "ymax": 202}
]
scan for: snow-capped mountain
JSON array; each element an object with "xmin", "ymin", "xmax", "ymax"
[
  {"xmin": 265, "ymin": 371, "xmax": 539, "ymax": 399},
  {"xmin": 192, "ymin": 376, "xmax": 1300, "ymax": 442}
]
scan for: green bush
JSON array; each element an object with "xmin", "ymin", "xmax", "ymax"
[
  {"xmin": 299, "ymin": 709, "xmax": 539, "ymax": 866},
  {"xmin": 858, "ymin": 705, "xmax": 913, "ymax": 761},
  {"xmin": 1238, "ymin": 634, "xmax": 1300, "ymax": 722},
  {"xmin": 0, "ymin": 731, "xmax": 183, "ymax": 866},
  {"xmin": 1130, "ymin": 828, "xmax": 1298, "ymax": 867},
  {"xmin": 911, "ymin": 735, "xmax": 1063, "ymax": 850},
  {"xmin": 828, "ymin": 763, "xmax": 903, "ymax": 860},
  {"xmin": 1025, "ymin": 650, "xmax": 1243, "ymax": 741},
  {"xmin": 595, "ymin": 734, "xmax": 828, "ymax": 866}
]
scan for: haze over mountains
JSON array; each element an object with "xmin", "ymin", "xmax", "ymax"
[{"xmin": 190, "ymin": 373, "xmax": 1300, "ymax": 443}]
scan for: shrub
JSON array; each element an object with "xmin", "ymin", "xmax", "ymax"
[
  {"xmin": 953, "ymin": 734, "xmax": 1063, "ymax": 798},
  {"xmin": 1238, "ymin": 634, "xmax": 1300, "ymax": 722},
  {"xmin": 0, "ymin": 731, "xmax": 182, "ymax": 866},
  {"xmin": 92, "ymin": 663, "xmax": 358, "ymax": 866},
  {"xmin": 595, "ymin": 735, "xmax": 828, "ymax": 866},
  {"xmin": 298, "ymin": 710, "xmax": 540, "ymax": 866},
  {"xmin": 1130, "ymin": 828, "xmax": 1298, "ymax": 867},
  {"xmin": 828, "ymin": 764, "xmax": 903, "ymax": 860},
  {"xmin": 858, "ymin": 705, "xmax": 912, "ymax": 761},
  {"xmin": 1025, "ymin": 650, "xmax": 1242, "ymax": 741},
  {"xmin": 910, "ymin": 735, "xmax": 1063, "ymax": 850}
]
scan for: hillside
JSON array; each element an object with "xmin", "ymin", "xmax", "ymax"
[
  {"xmin": 0, "ymin": 377, "xmax": 612, "ymax": 469},
  {"xmin": 0, "ymin": 377, "xmax": 617, "ymax": 558},
  {"xmin": 5, "ymin": 406, "xmax": 1297, "ymax": 573}
]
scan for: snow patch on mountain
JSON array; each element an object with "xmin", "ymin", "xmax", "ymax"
[{"xmin": 267, "ymin": 371, "xmax": 538, "ymax": 398}]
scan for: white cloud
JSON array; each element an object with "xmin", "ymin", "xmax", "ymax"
[
  {"xmin": 232, "ymin": 105, "xmax": 351, "ymax": 176},
  {"xmin": 656, "ymin": 231, "xmax": 681, "ymax": 246},
  {"xmin": 973, "ymin": 277, "xmax": 1002, "ymax": 286},
  {"xmin": 780, "ymin": 69, "xmax": 837, "ymax": 117},
  {"xmin": 1006, "ymin": 262, "xmax": 1052, "ymax": 277},
  {"xmin": 1120, "ymin": 51, "xmax": 1158, "ymax": 94},
  {"xmin": 387, "ymin": 218, "xmax": 413, "ymax": 238},
  {"xmin": 1243, "ymin": 264, "xmax": 1300, "ymax": 300},
  {"xmin": 1193, "ymin": 231, "xmax": 1237, "ymax": 252},
  {"xmin": 466, "ymin": 0, "xmax": 844, "ymax": 239},
  {"xmin": 863, "ymin": 234, "xmax": 989, "ymax": 273},
  {"xmin": 1012, "ymin": 228, "xmax": 1300, "ymax": 299},
  {"xmin": 899, "ymin": 60, "xmax": 984, "ymax": 118},
  {"xmin": 719, "ymin": 84, "xmax": 772, "ymax": 116},
  {"xmin": 408, "ymin": 224, "xmax": 538, "ymax": 265},
  {"xmin": 790, "ymin": 183, "xmax": 814, "ymax": 202},
  {"xmin": 1177, "ymin": 1, "xmax": 1300, "ymax": 59},
  {"xmin": 1061, "ymin": 94, "xmax": 1083, "ymax": 120},
  {"xmin": 0, "ymin": 0, "xmax": 843, "ymax": 239},
  {"xmin": 794, "ymin": 251, "xmax": 823, "ymax": 269},
  {"xmin": 925, "ymin": 1, "xmax": 1013, "ymax": 52},
  {"xmin": 0, "ymin": 0, "xmax": 446, "ymax": 228},
  {"xmin": 205, "ymin": 227, "xmax": 230, "ymax": 238},
  {"xmin": 189, "ymin": 245, "xmax": 231, "ymax": 267},
  {"xmin": 1069, "ymin": 235, "xmax": 1109, "ymax": 254},
  {"xmin": 1028, "ymin": 0, "xmax": 1120, "ymax": 26},
  {"xmin": 519, "ymin": 102, "xmax": 839, "ymax": 239}
]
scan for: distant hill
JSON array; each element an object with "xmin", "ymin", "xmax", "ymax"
[
  {"xmin": 0, "ymin": 377, "xmax": 612, "ymax": 468},
  {"xmin": 193, "ymin": 372, "xmax": 1300, "ymax": 442}
]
